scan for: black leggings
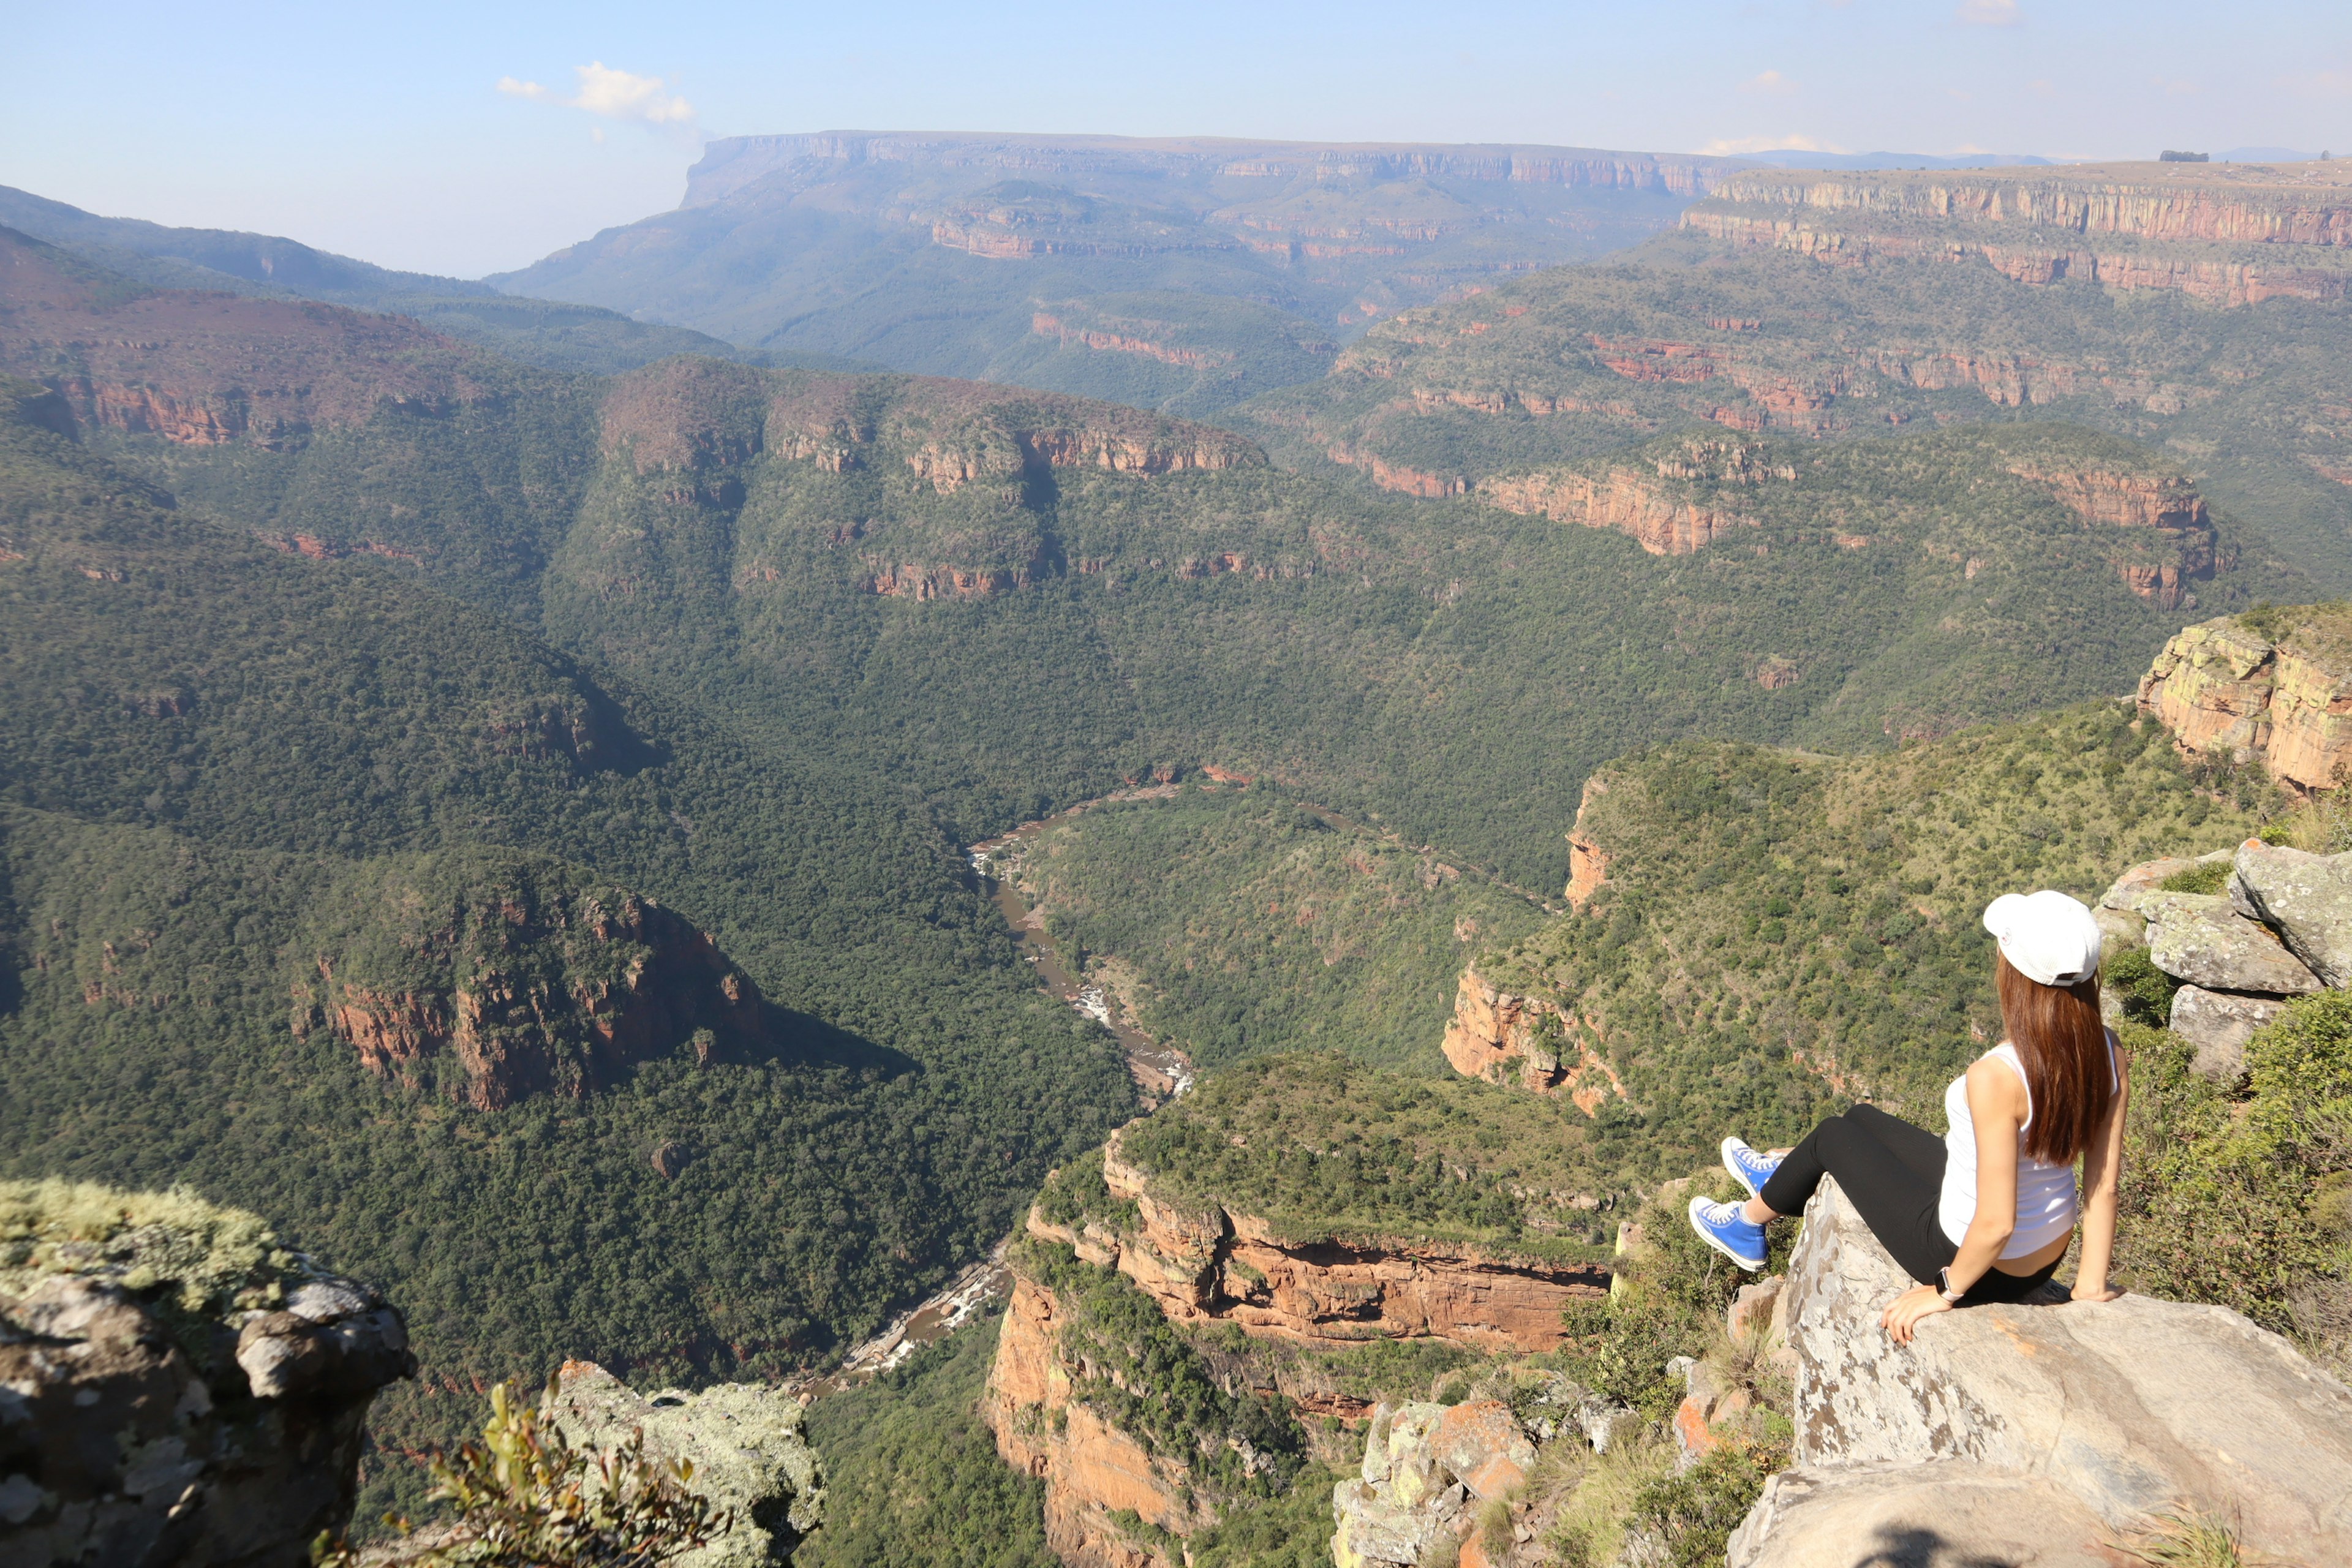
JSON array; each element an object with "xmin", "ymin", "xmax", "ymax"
[{"xmin": 1757, "ymin": 1104, "xmax": 2060, "ymax": 1305}]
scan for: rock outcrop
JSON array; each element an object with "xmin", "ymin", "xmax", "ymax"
[
  {"xmin": 548, "ymin": 1362, "xmax": 823, "ymax": 1566},
  {"xmin": 1440, "ymin": 967, "xmax": 1625, "ymax": 1113},
  {"xmin": 1027, "ymin": 1132, "xmax": 1609, "ymax": 1354},
  {"xmin": 2102, "ymin": 839, "xmax": 2352, "ymax": 1082},
  {"xmin": 1727, "ymin": 1177, "xmax": 2352, "ymax": 1564},
  {"xmin": 986, "ymin": 1272, "xmax": 1200, "ymax": 1568},
  {"xmin": 1477, "ymin": 467, "xmax": 1757, "ymax": 556},
  {"xmin": 2139, "ymin": 608, "xmax": 2352, "ymax": 793},
  {"xmin": 1, "ymin": 1180, "xmax": 416, "ymax": 1566},
  {"xmin": 294, "ymin": 851, "xmax": 772, "ymax": 1110},
  {"xmin": 1330, "ymin": 1401, "xmax": 1534, "ymax": 1568}
]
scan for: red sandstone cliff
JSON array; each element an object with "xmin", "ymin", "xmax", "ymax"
[
  {"xmin": 2139, "ymin": 609, "xmax": 2352, "ymax": 794},
  {"xmin": 293, "ymin": 864, "xmax": 767, "ymax": 1110},
  {"xmin": 1027, "ymin": 1131, "xmax": 1609, "ymax": 1355},
  {"xmin": 0, "ymin": 228, "xmax": 502, "ymax": 450}
]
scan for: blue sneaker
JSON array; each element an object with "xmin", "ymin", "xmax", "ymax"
[
  {"xmin": 1721, "ymin": 1137, "xmax": 1784, "ymax": 1203},
  {"xmin": 1687, "ymin": 1196, "xmax": 1768, "ymax": 1272}
]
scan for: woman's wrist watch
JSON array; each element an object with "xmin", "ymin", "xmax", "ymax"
[{"xmin": 1937, "ymin": 1267, "xmax": 1966, "ymax": 1304}]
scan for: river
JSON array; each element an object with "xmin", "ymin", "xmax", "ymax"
[{"xmin": 788, "ymin": 791, "xmax": 1196, "ymax": 1398}]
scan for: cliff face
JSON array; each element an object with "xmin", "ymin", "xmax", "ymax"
[
  {"xmin": 0, "ymin": 228, "xmax": 504, "ymax": 451},
  {"xmin": 0, "ymin": 1181, "xmax": 415, "ymax": 1567},
  {"xmin": 2006, "ymin": 458, "xmax": 2222, "ymax": 606},
  {"xmin": 2139, "ymin": 608, "xmax": 2352, "ymax": 792},
  {"xmin": 1439, "ymin": 968, "xmax": 1626, "ymax": 1114},
  {"xmin": 1684, "ymin": 161, "xmax": 2352, "ymax": 306},
  {"xmin": 293, "ymin": 850, "xmax": 771, "ymax": 1111},
  {"xmin": 1027, "ymin": 1131, "xmax": 1608, "ymax": 1355},
  {"xmin": 1478, "ymin": 435, "xmax": 1792, "ymax": 556},
  {"xmin": 987, "ymin": 1273, "xmax": 1200, "ymax": 1568}
]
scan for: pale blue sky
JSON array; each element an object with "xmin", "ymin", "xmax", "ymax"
[{"xmin": 7, "ymin": 1, "xmax": 2350, "ymax": 277}]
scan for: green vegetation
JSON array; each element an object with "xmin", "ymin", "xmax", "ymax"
[
  {"xmin": 2116, "ymin": 994, "xmax": 2352, "ymax": 1371},
  {"xmin": 1108, "ymin": 1054, "xmax": 1616, "ymax": 1259},
  {"xmin": 1472, "ymin": 702, "xmax": 2269, "ymax": 1189},
  {"xmin": 797, "ymin": 1319, "xmax": 1058, "ymax": 1568},
  {"xmin": 1019, "ymin": 1237, "xmax": 1310, "ymax": 1499},
  {"xmin": 320, "ymin": 1377, "xmax": 732, "ymax": 1567},
  {"xmin": 1234, "ymin": 225, "xmax": 2352, "ymax": 590},
  {"xmin": 488, "ymin": 138, "xmax": 1696, "ymax": 409},
  {"xmin": 1008, "ymin": 783, "xmax": 1551, "ymax": 1072},
  {"xmin": 0, "ymin": 388, "xmax": 1136, "ymax": 1523}
]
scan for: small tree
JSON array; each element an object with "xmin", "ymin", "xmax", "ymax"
[{"xmin": 317, "ymin": 1376, "xmax": 734, "ymax": 1567}]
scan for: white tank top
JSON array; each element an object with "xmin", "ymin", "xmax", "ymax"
[{"xmin": 1938, "ymin": 1037, "xmax": 2115, "ymax": 1259}]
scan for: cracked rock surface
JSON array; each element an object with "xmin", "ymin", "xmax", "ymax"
[{"xmin": 1729, "ymin": 1177, "xmax": 2352, "ymax": 1564}]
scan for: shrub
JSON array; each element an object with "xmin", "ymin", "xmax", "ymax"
[{"xmin": 315, "ymin": 1377, "xmax": 733, "ymax": 1567}]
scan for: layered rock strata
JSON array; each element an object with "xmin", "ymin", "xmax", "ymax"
[
  {"xmin": 1728, "ymin": 1177, "xmax": 2352, "ymax": 1564},
  {"xmin": 1440, "ymin": 967, "xmax": 1624, "ymax": 1113},
  {"xmin": 986, "ymin": 1272, "xmax": 1201, "ymax": 1568},
  {"xmin": 2139, "ymin": 609, "xmax": 2352, "ymax": 792},
  {"xmin": 1027, "ymin": 1133, "xmax": 1609, "ymax": 1353}
]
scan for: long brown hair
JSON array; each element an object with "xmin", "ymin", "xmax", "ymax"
[{"xmin": 1994, "ymin": 951, "xmax": 2113, "ymax": 1164}]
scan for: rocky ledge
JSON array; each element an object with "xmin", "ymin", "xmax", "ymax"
[
  {"xmin": 1, "ymin": 1180, "xmax": 416, "ymax": 1567},
  {"xmin": 2139, "ymin": 608, "xmax": 2352, "ymax": 795},
  {"xmin": 1029, "ymin": 1131, "xmax": 1609, "ymax": 1352},
  {"xmin": 1728, "ymin": 1176, "xmax": 2352, "ymax": 1564},
  {"xmin": 2100, "ymin": 837, "xmax": 2352, "ymax": 1084}
]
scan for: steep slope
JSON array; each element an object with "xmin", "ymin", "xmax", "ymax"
[
  {"xmin": 491, "ymin": 131, "xmax": 1745, "ymax": 412},
  {"xmin": 0, "ymin": 380, "xmax": 1137, "ymax": 1520},
  {"xmin": 1441, "ymin": 701, "xmax": 2270, "ymax": 1177},
  {"xmin": 1234, "ymin": 160, "xmax": 2352, "ymax": 590},
  {"xmin": 0, "ymin": 187, "xmax": 815, "ymax": 377},
  {"xmin": 0, "ymin": 231, "xmax": 2299, "ymax": 891},
  {"xmin": 995, "ymin": 783, "xmax": 1554, "ymax": 1074}
]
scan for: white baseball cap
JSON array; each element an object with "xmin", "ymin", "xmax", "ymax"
[{"xmin": 1981, "ymin": 890, "xmax": 2104, "ymax": 987}]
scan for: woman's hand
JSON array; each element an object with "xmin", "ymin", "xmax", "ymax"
[
  {"xmin": 2070, "ymin": 1283, "xmax": 2124, "ymax": 1303},
  {"xmin": 1880, "ymin": 1284, "xmax": 1954, "ymax": 1344}
]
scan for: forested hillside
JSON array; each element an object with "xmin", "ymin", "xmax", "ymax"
[
  {"xmin": 490, "ymin": 132, "xmax": 1741, "ymax": 410},
  {"xmin": 0, "ymin": 378, "xmax": 1137, "ymax": 1512},
  {"xmin": 4, "ymin": 221, "xmax": 2291, "ymax": 887},
  {"xmin": 1232, "ymin": 160, "xmax": 2352, "ymax": 591}
]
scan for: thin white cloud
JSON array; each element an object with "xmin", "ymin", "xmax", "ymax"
[
  {"xmin": 1956, "ymin": 0, "xmax": 2022, "ymax": 24},
  {"xmin": 1740, "ymin": 70, "xmax": 1798, "ymax": 97},
  {"xmin": 1699, "ymin": 133, "xmax": 1852, "ymax": 156},
  {"xmin": 497, "ymin": 62, "xmax": 695, "ymax": 127}
]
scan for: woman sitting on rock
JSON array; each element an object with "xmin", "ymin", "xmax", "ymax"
[{"xmin": 1687, "ymin": 889, "xmax": 2129, "ymax": 1342}]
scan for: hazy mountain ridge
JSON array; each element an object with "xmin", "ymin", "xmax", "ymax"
[
  {"xmin": 1229, "ymin": 159, "xmax": 2352, "ymax": 592},
  {"xmin": 0, "ymin": 187, "xmax": 868, "ymax": 377},
  {"xmin": 488, "ymin": 130, "xmax": 1750, "ymax": 413}
]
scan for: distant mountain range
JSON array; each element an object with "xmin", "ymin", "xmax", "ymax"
[
  {"xmin": 0, "ymin": 183, "xmax": 868, "ymax": 377},
  {"xmin": 486, "ymin": 131, "xmax": 1751, "ymax": 415}
]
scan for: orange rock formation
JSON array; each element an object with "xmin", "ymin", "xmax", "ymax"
[{"xmin": 2139, "ymin": 609, "xmax": 2352, "ymax": 794}]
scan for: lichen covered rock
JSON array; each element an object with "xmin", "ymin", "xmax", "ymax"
[
  {"xmin": 1331, "ymin": 1400, "xmax": 1533, "ymax": 1568},
  {"xmin": 548, "ymin": 1361, "xmax": 823, "ymax": 1566},
  {"xmin": 2133, "ymin": 889, "xmax": 2322, "ymax": 993},
  {"xmin": 2230, "ymin": 839, "xmax": 2352, "ymax": 989},
  {"xmin": 2166, "ymin": 984, "xmax": 2287, "ymax": 1086},
  {"xmin": 0, "ymin": 1180, "xmax": 415, "ymax": 1567}
]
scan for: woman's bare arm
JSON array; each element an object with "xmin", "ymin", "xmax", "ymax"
[
  {"xmin": 1885, "ymin": 1058, "xmax": 2023, "ymax": 1342},
  {"xmin": 2072, "ymin": 1048, "xmax": 2130, "ymax": 1301}
]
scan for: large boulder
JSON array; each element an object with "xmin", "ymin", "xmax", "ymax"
[
  {"xmin": 0, "ymin": 1182, "xmax": 416, "ymax": 1567},
  {"xmin": 2231, "ymin": 839, "xmax": 2352, "ymax": 989},
  {"xmin": 1730, "ymin": 1177, "xmax": 2352, "ymax": 1563},
  {"xmin": 1332, "ymin": 1400, "xmax": 1532, "ymax": 1568},
  {"xmin": 1730, "ymin": 1461, "xmax": 2112, "ymax": 1567},
  {"xmin": 548, "ymin": 1361, "xmax": 824, "ymax": 1566},
  {"xmin": 2167, "ymin": 984, "xmax": 2288, "ymax": 1087},
  {"xmin": 2133, "ymin": 889, "xmax": 2323, "ymax": 994}
]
